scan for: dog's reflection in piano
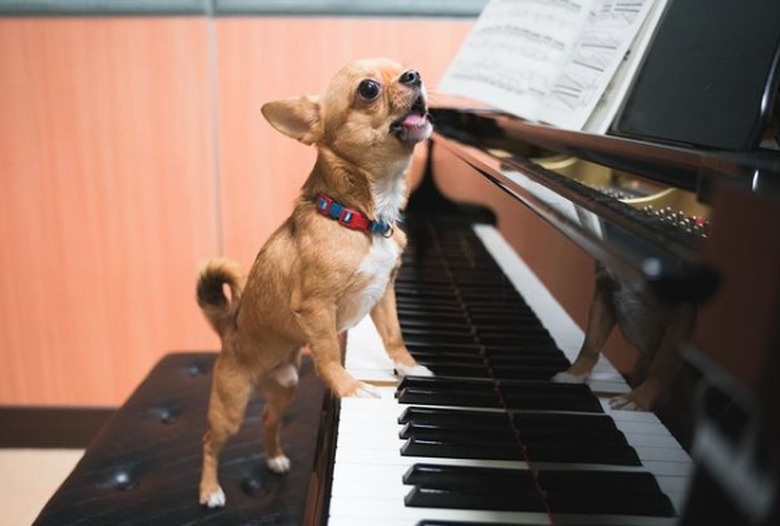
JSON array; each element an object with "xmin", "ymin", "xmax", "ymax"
[{"xmin": 554, "ymin": 263, "xmax": 696, "ymax": 411}]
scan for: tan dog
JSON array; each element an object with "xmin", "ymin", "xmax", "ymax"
[
  {"xmin": 196, "ymin": 58, "xmax": 433, "ymax": 508},
  {"xmin": 553, "ymin": 263, "xmax": 695, "ymax": 410}
]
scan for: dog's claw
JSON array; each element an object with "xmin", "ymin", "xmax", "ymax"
[
  {"xmin": 394, "ymin": 362, "xmax": 434, "ymax": 377},
  {"xmin": 200, "ymin": 486, "xmax": 226, "ymax": 508},
  {"xmin": 552, "ymin": 371, "xmax": 590, "ymax": 384},
  {"xmin": 610, "ymin": 395, "xmax": 637, "ymax": 410},
  {"xmin": 353, "ymin": 383, "xmax": 382, "ymax": 398},
  {"xmin": 266, "ymin": 455, "xmax": 292, "ymax": 474}
]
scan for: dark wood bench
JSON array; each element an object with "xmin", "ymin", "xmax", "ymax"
[{"xmin": 33, "ymin": 353, "xmax": 325, "ymax": 526}]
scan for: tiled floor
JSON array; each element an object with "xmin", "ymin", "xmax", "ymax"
[{"xmin": 0, "ymin": 449, "xmax": 83, "ymax": 526}]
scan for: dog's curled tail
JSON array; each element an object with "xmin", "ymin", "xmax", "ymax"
[{"xmin": 197, "ymin": 259, "xmax": 244, "ymax": 337}]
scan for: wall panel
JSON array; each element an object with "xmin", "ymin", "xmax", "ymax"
[{"xmin": 0, "ymin": 18, "xmax": 220, "ymax": 405}]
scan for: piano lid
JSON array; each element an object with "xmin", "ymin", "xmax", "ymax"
[{"xmin": 428, "ymin": 124, "xmax": 719, "ymax": 303}]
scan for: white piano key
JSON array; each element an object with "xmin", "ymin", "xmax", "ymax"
[
  {"xmin": 329, "ymin": 494, "xmax": 552, "ymax": 525},
  {"xmin": 334, "ymin": 444, "xmax": 529, "ymax": 470},
  {"xmin": 344, "ymin": 317, "xmax": 398, "ymax": 383}
]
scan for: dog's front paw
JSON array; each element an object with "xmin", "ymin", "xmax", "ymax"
[
  {"xmin": 394, "ymin": 361, "xmax": 434, "ymax": 378},
  {"xmin": 609, "ymin": 394, "xmax": 644, "ymax": 411},
  {"xmin": 336, "ymin": 380, "xmax": 381, "ymax": 398},
  {"xmin": 552, "ymin": 370, "xmax": 590, "ymax": 384},
  {"xmin": 266, "ymin": 455, "xmax": 292, "ymax": 474},
  {"xmin": 353, "ymin": 382, "xmax": 382, "ymax": 398},
  {"xmin": 339, "ymin": 381, "xmax": 381, "ymax": 398},
  {"xmin": 609, "ymin": 384, "xmax": 659, "ymax": 411},
  {"xmin": 199, "ymin": 485, "xmax": 226, "ymax": 508}
]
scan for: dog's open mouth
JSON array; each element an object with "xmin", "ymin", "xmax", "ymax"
[{"xmin": 390, "ymin": 94, "xmax": 432, "ymax": 145}]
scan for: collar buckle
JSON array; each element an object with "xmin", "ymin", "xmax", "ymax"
[{"xmin": 338, "ymin": 209, "xmax": 354, "ymax": 226}]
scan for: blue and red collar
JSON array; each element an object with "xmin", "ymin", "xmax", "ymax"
[{"xmin": 315, "ymin": 193, "xmax": 394, "ymax": 237}]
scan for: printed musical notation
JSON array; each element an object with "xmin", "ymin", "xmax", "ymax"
[{"xmin": 439, "ymin": 0, "xmax": 660, "ymax": 131}]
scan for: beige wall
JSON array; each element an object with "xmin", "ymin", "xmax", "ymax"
[{"xmin": 0, "ymin": 19, "xmax": 219, "ymax": 405}]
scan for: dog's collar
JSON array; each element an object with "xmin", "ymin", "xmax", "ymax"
[{"xmin": 314, "ymin": 193, "xmax": 394, "ymax": 237}]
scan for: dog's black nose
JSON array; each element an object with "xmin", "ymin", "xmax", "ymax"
[{"xmin": 400, "ymin": 69, "xmax": 421, "ymax": 87}]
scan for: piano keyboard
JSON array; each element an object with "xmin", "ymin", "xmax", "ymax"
[{"xmin": 331, "ymin": 222, "xmax": 691, "ymax": 525}]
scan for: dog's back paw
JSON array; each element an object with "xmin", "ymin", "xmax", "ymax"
[
  {"xmin": 266, "ymin": 455, "xmax": 292, "ymax": 474},
  {"xmin": 199, "ymin": 486, "xmax": 226, "ymax": 508}
]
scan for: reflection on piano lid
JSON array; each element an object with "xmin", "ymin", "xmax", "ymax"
[{"xmin": 428, "ymin": 106, "xmax": 776, "ymax": 302}]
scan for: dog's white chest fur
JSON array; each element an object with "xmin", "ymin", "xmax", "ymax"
[
  {"xmin": 337, "ymin": 174, "xmax": 405, "ymax": 331},
  {"xmin": 338, "ymin": 236, "xmax": 399, "ymax": 331}
]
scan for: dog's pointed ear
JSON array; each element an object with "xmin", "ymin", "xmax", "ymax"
[{"xmin": 261, "ymin": 95, "xmax": 321, "ymax": 145}]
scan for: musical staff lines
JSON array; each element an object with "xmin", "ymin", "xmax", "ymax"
[
  {"xmin": 439, "ymin": 0, "xmax": 659, "ymax": 130},
  {"xmin": 544, "ymin": 0, "xmax": 654, "ymax": 126}
]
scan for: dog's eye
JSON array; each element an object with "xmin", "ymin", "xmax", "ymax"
[{"xmin": 357, "ymin": 79, "xmax": 381, "ymax": 101}]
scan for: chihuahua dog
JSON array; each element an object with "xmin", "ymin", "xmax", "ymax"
[
  {"xmin": 196, "ymin": 58, "xmax": 433, "ymax": 508},
  {"xmin": 554, "ymin": 263, "xmax": 695, "ymax": 410}
]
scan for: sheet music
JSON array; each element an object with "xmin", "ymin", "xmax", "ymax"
[
  {"xmin": 439, "ymin": 0, "xmax": 594, "ymax": 121},
  {"xmin": 584, "ymin": 0, "xmax": 669, "ymax": 133},
  {"xmin": 439, "ymin": 0, "xmax": 658, "ymax": 131}
]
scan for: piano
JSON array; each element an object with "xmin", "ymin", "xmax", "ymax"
[{"xmin": 301, "ymin": 1, "xmax": 780, "ymax": 525}]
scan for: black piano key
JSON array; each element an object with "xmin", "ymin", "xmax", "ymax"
[
  {"xmin": 397, "ymin": 407, "xmax": 508, "ymax": 427},
  {"xmin": 402, "ymin": 464, "xmax": 534, "ymax": 490},
  {"xmin": 396, "ymin": 377, "xmax": 603, "ymax": 412},
  {"xmin": 525, "ymin": 443, "xmax": 641, "ymax": 465},
  {"xmin": 547, "ymin": 492, "xmax": 676, "ymax": 517},
  {"xmin": 512, "ymin": 412, "xmax": 619, "ymax": 434},
  {"xmin": 489, "ymin": 354, "xmax": 570, "ymax": 366},
  {"xmin": 401, "ymin": 437, "xmax": 523, "ymax": 460},
  {"xmin": 407, "ymin": 343, "xmax": 483, "ymax": 355},
  {"xmin": 404, "ymin": 464, "xmax": 674, "ymax": 517},
  {"xmin": 479, "ymin": 334, "xmax": 556, "ymax": 347},
  {"xmin": 397, "ymin": 387, "xmax": 501, "ymax": 408},
  {"xmin": 396, "ymin": 376, "xmax": 495, "ymax": 391},
  {"xmin": 399, "ymin": 421, "xmax": 639, "ymax": 465},
  {"xmin": 416, "ymin": 522, "xmax": 549, "ymax": 526},
  {"xmin": 500, "ymin": 382, "xmax": 603, "ymax": 413},
  {"xmin": 484, "ymin": 344, "xmax": 562, "ymax": 356},
  {"xmin": 402, "ymin": 332, "xmax": 478, "ymax": 346},
  {"xmin": 468, "ymin": 311, "xmax": 538, "ymax": 324},
  {"xmin": 459, "ymin": 291, "xmax": 526, "ymax": 304},
  {"xmin": 502, "ymin": 392, "xmax": 601, "ymax": 412},
  {"xmin": 410, "ymin": 352, "xmax": 484, "ymax": 363},
  {"xmin": 397, "ymin": 299, "xmax": 463, "ymax": 312},
  {"xmin": 399, "ymin": 422, "xmax": 515, "ymax": 442},
  {"xmin": 405, "ymin": 486, "xmax": 545, "ymax": 512},
  {"xmin": 401, "ymin": 413, "xmax": 628, "ymax": 443},
  {"xmin": 420, "ymin": 363, "xmax": 491, "ymax": 378},
  {"xmin": 400, "ymin": 319, "xmax": 473, "ymax": 332},
  {"xmin": 491, "ymin": 364, "xmax": 567, "ymax": 380},
  {"xmin": 472, "ymin": 321, "xmax": 553, "ymax": 334},
  {"xmin": 398, "ymin": 305, "xmax": 464, "ymax": 317}
]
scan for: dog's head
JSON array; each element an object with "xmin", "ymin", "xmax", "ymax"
[{"xmin": 261, "ymin": 58, "xmax": 432, "ymax": 167}]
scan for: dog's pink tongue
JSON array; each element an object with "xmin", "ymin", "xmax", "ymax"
[{"xmin": 403, "ymin": 113, "xmax": 427, "ymax": 127}]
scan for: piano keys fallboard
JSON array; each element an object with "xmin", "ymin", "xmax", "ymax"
[{"xmin": 318, "ymin": 220, "xmax": 692, "ymax": 526}]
